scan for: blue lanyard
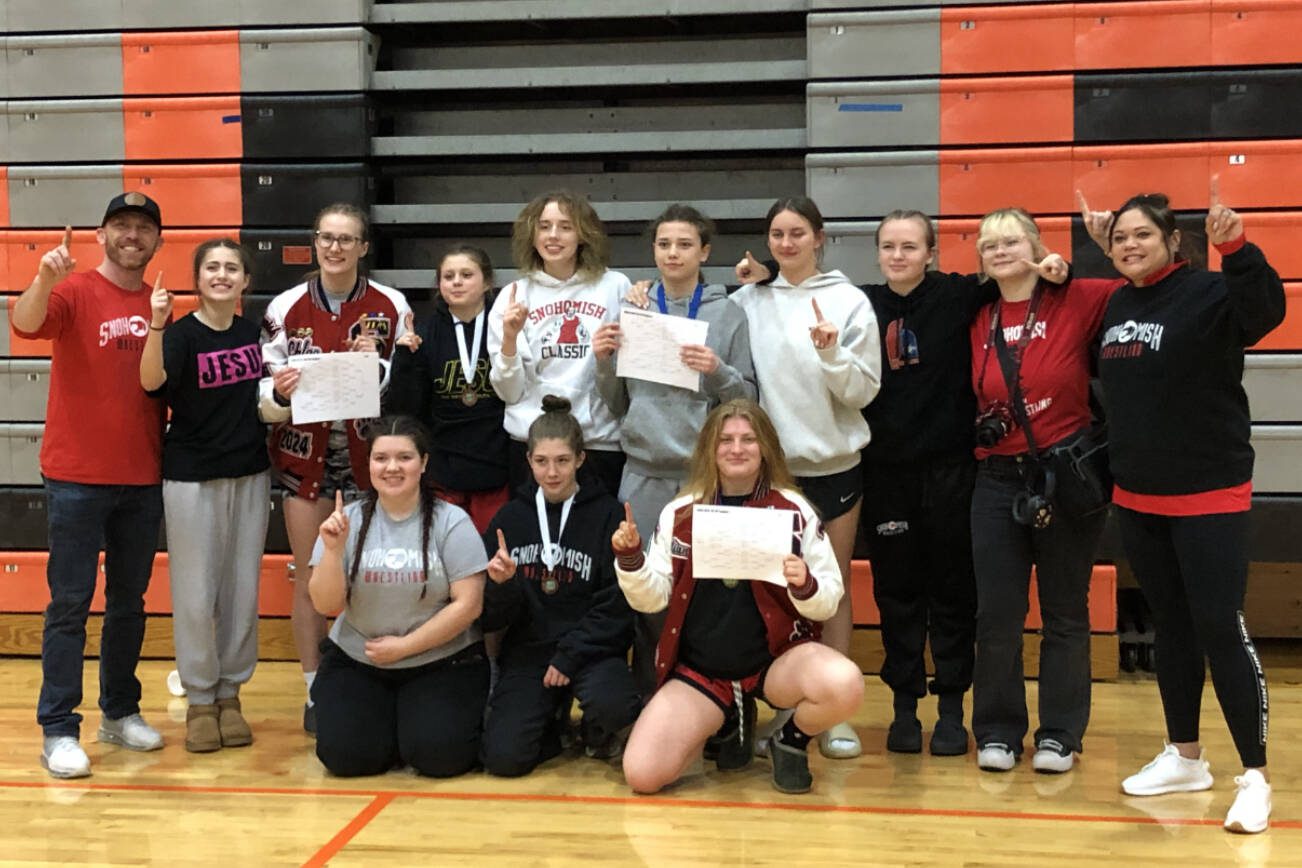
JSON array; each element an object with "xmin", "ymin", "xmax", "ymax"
[{"xmin": 656, "ymin": 281, "xmax": 705, "ymax": 320}]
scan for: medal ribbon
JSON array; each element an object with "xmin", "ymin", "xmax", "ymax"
[
  {"xmin": 454, "ymin": 310, "xmax": 485, "ymax": 391},
  {"xmin": 655, "ymin": 281, "xmax": 705, "ymax": 320},
  {"xmin": 535, "ymin": 485, "xmax": 577, "ymax": 574}
]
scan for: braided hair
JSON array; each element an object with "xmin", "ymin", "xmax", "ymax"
[{"xmin": 345, "ymin": 415, "xmax": 443, "ymax": 603}]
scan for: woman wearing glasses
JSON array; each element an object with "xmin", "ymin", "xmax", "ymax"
[{"xmin": 259, "ymin": 202, "xmax": 413, "ymax": 733}]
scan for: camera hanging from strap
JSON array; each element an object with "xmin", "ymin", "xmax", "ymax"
[{"xmin": 987, "ymin": 289, "xmax": 1056, "ymax": 528}]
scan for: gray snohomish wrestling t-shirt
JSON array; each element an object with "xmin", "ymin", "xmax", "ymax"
[{"xmin": 310, "ymin": 499, "xmax": 487, "ymax": 669}]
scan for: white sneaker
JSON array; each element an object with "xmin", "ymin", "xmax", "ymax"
[
  {"xmin": 817, "ymin": 721, "xmax": 863, "ymax": 759},
  {"xmin": 41, "ymin": 736, "xmax": 91, "ymax": 779},
  {"xmin": 1032, "ymin": 738, "xmax": 1074, "ymax": 774},
  {"xmin": 1122, "ymin": 744, "xmax": 1213, "ymax": 796},
  {"xmin": 1224, "ymin": 769, "xmax": 1271, "ymax": 834},
  {"xmin": 977, "ymin": 742, "xmax": 1017, "ymax": 772},
  {"xmin": 98, "ymin": 713, "xmax": 163, "ymax": 751}
]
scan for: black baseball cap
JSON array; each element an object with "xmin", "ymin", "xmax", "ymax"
[{"xmin": 102, "ymin": 192, "xmax": 163, "ymax": 230}]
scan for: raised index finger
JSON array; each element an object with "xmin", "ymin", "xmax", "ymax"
[
  {"xmin": 62, "ymin": 225, "xmax": 73, "ymax": 250},
  {"xmin": 509, "ymin": 282, "xmax": 517, "ymax": 305},
  {"xmin": 623, "ymin": 501, "xmax": 634, "ymax": 526},
  {"xmin": 811, "ymin": 297, "xmax": 825, "ymax": 323},
  {"xmin": 1209, "ymin": 173, "xmax": 1221, "ymax": 209},
  {"xmin": 335, "ymin": 489, "xmax": 343, "ymax": 512},
  {"xmin": 496, "ymin": 528, "xmax": 507, "ymax": 552},
  {"xmin": 1076, "ymin": 189, "xmax": 1092, "ymax": 222},
  {"xmin": 153, "ymin": 271, "xmax": 164, "ymax": 292}
]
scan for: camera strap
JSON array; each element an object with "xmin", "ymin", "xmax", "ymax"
[{"xmin": 989, "ymin": 288, "xmax": 1044, "ymax": 460}]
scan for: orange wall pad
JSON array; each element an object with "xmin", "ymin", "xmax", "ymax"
[
  {"xmin": 0, "ymin": 552, "xmax": 295, "ymax": 617},
  {"xmin": 4, "ymin": 230, "xmax": 238, "ymax": 296},
  {"xmin": 1211, "ymin": 213, "xmax": 1302, "ymax": 279},
  {"xmin": 1074, "ymin": 142, "xmax": 1211, "ymax": 213},
  {"xmin": 123, "ymin": 96, "xmax": 244, "ymax": 161},
  {"xmin": 939, "ymin": 76, "xmax": 1074, "ymax": 146},
  {"xmin": 120, "ymin": 165, "xmax": 242, "ymax": 228},
  {"xmin": 1074, "ymin": 1, "xmax": 1211, "ymax": 70},
  {"xmin": 1212, "ymin": 0, "xmax": 1302, "ymax": 65},
  {"xmin": 935, "ymin": 216, "xmax": 1072, "ymax": 276},
  {"xmin": 1212, "ymin": 141, "xmax": 1302, "ymax": 209},
  {"xmin": 1251, "ymin": 283, "xmax": 1302, "ymax": 351},
  {"xmin": 940, "ymin": 5, "xmax": 1075, "ymax": 75},
  {"xmin": 121, "ymin": 31, "xmax": 241, "ymax": 96},
  {"xmin": 850, "ymin": 560, "xmax": 1118, "ymax": 633},
  {"xmin": 940, "ymin": 146, "xmax": 1074, "ymax": 218}
]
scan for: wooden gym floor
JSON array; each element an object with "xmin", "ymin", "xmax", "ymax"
[{"xmin": 0, "ymin": 655, "xmax": 1297, "ymax": 867}]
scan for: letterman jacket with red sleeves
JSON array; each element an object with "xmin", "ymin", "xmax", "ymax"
[
  {"xmin": 258, "ymin": 277, "xmax": 412, "ymax": 499},
  {"xmin": 614, "ymin": 486, "xmax": 843, "ymax": 687}
]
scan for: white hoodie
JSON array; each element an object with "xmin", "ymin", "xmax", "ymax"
[
  {"xmin": 487, "ymin": 268, "xmax": 631, "ymax": 449},
  {"xmin": 730, "ymin": 269, "xmax": 881, "ymax": 476}
]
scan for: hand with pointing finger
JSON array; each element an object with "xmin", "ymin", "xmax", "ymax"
[
  {"xmin": 486, "ymin": 529, "xmax": 517, "ymax": 584},
  {"xmin": 149, "ymin": 272, "xmax": 171, "ymax": 329},
  {"xmin": 1021, "ymin": 253, "xmax": 1069, "ymax": 286},
  {"xmin": 396, "ymin": 311, "xmax": 422, "ymax": 352},
  {"xmin": 809, "ymin": 297, "xmax": 838, "ymax": 351},
  {"xmin": 37, "ymin": 226, "xmax": 77, "ymax": 286},
  {"xmin": 318, "ymin": 490, "xmax": 350, "ymax": 555},
  {"xmin": 1077, "ymin": 190, "xmax": 1113, "ymax": 252},
  {"xmin": 736, "ymin": 250, "xmax": 770, "ymax": 284},
  {"xmin": 1205, "ymin": 174, "xmax": 1243, "ymax": 247},
  {"xmin": 501, "ymin": 283, "xmax": 528, "ymax": 341},
  {"xmin": 611, "ymin": 502, "xmax": 641, "ymax": 553}
]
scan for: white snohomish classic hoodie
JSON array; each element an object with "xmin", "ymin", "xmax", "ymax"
[
  {"xmin": 731, "ymin": 269, "xmax": 881, "ymax": 477},
  {"xmin": 487, "ymin": 268, "xmax": 631, "ymax": 449}
]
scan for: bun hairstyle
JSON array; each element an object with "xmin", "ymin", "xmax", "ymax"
[
  {"xmin": 1108, "ymin": 192, "xmax": 1203, "ymax": 268},
  {"xmin": 526, "ymin": 395, "xmax": 585, "ymax": 456}
]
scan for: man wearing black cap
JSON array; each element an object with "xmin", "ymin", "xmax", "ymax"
[{"xmin": 11, "ymin": 192, "xmax": 168, "ymax": 778}]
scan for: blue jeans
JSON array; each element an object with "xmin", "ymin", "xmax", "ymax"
[{"xmin": 38, "ymin": 478, "xmax": 163, "ymax": 738}]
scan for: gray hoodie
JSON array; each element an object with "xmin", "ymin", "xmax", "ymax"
[{"xmin": 595, "ymin": 283, "xmax": 756, "ymax": 478}]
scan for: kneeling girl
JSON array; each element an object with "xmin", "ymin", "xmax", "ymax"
[{"xmin": 480, "ymin": 396, "xmax": 640, "ymax": 776}]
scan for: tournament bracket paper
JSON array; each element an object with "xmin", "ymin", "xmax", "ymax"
[
  {"xmin": 288, "ymin": 351, "xmax": 380, "ymax": 424},
  {"xmin": 691, "ymin": 504, "xmax": 794, "ymax": 586},
  {"xmin": 616, "ymin": 307, "xmax": 710, "ymax": 392}
]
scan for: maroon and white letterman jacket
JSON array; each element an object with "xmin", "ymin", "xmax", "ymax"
[
  {"xmin": 258, "ymin": 277, "xmax": 411, "ymax": 499},
  {"xmin": 614, "ymin": 486, "xmax": 843, "ymax": 686}
]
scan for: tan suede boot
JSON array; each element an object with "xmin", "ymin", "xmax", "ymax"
[
  {"xmin": 216, "ymin": 697, "xmax": 253, "ymax": 747},
  {"xmin": 185, "ymin": 704, "xmax": 222, "ymax": 753}
]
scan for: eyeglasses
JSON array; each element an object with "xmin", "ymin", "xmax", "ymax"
[{"xmin": 314, "ymin": 231, "xmax": 363, "ymax": 250}]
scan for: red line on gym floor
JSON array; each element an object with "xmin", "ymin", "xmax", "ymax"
[
  {"xmin": 302, "ymin": 792, "xmax": 394, "ymax": 868},
  {"xmin": 0, "ymin": 778, "xmax": 1295, "ymax": 830}
]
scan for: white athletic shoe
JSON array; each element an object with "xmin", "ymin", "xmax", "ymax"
[
  {"xmin": 1122, "ymin": 744, "xmax": 1213, "ymax": 796},
  {"xmin": 977, "ymin": 742, "xmax": 1017, "ymax": 772},
  {"xmin": 41, "ymin": 736, "xmax": 91, "ymax": 779},
  {"xmin": 98, "ymin": 713, "xmax": 164, "ymax": 751},
  {"xmin": 1224, "ymin": 769, "xmax": 1271, "ymax": 834},
  {"xmin": 1032, "ymin": 738, "xmax": 1075, "ymax": 774}
]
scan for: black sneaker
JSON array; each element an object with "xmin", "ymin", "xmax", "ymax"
[
  {"xmin": 302, "ymin": 703, "xmax": 316, "ymax": 737},
  {"xmin": 886, "ymin": 715, "xmax": 923, "ymax": 753},
  {"xmin": 770, "ymin": 733, "xmax": 813, "ymax": 794},
  {"xmin": 713, "ymin": 695, "xmax": 756, "ymax": 771},
  {"xmin": 929, "ymin": 717, "xmax": 970, "ymax": 756}
]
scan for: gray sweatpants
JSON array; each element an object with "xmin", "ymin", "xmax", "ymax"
[{"xmin": 164, "ymin": 472, "xmax": 271, "ymax": 705}]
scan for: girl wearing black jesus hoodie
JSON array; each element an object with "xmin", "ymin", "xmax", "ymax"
[
  {"xmin": 1085, "ymin": 186, "xmax": 1285, "ymax": 834},
  {"xmin": 479, "ymin": 396, "xmax": 639, "ymax": 777}
]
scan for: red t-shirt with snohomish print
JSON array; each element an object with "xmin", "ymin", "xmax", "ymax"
[
  {"xmin": 14, "ymin": 270, "xmax": 165, "ymax": 484},
  {"xmin": 969, "ymin": 278, "xmax": 1120, "ymax": 459}
]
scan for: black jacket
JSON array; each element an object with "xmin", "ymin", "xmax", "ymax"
[
  {"xmin": 481, "ymin": 482, "xmax": 633, "ymax": 676},
  {"xmin": 862, "ymin": 271, "xmax": 996, "ymax": 464},
  {"xmin": 386, "ymin": 307, "xmax": 509, "ymax": 491},
  {"xmin": 1098, "ymin": 242, "xmax": 1285, "ymax": 495}
]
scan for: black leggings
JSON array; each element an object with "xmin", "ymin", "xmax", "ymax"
[
  {"xmin": 312, "ymin": 640, "xmax": 489, "ymax": 778},
  {"xmin": 1117, "ymin": 507, "xmax": 1268, "ymax": 768}
]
